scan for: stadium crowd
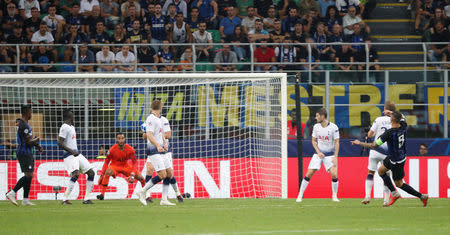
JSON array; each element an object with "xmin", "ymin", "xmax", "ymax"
[{"xmin": 0, "ymin": 0, "xmax": 448, "ymax": 73}]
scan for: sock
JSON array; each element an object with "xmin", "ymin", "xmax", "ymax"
[
  {"xmin": 380, "ymin": 173, "xmax": 396, "ymax": 192},
  {"xmin": 13, "ymin": 176, "xmax": 26, "ymax": 193},
  {"xmin": 162, "ymin": 178, "xmax": 170, "ymax": 200},
  {"xmin": 400, "ymin": 183, "xmax": 422, "ymax": 198},
  {"xmin": 23, "ymin": 175, "xmax": 32, "ymax": 199},
  {"xmin": 365, "ymin": 174, "xmax": 374, "ymax": 199},
  {"xmin": 298, "ymin": 177, "xmax": 310, "ymax": 199},
  {"xmin": 63, "ymin": 177, "xmax": 77, "ymax": 201},
  {"xmin": 332, "ymin": 178, "xmax": 338, "ymax": 196},
  {"xmin": 100, "ymin": 174, "xmax": 110, "ymax": 196},
  {"xmin": 85, "ymin": 180, "xmax": 94, "ymax": 200},
  {"xmin": 383, "ymin": 186, "xmax": 390, "ymax": 202},
  {"xmin": 145, "ymin": 175, "xmax": 152, "ymax": 183},
  {"xmin": 170, "ymin": 177, "xmax": 181, "ymax": 196},
  {"xmin": 143, "ymin": 175, "xmax": 161, "ymax": 192}
]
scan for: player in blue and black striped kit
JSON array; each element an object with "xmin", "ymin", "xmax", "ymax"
[
  {"xmin": 352, "ymin": 111, "xmax": 428, "ymax": 207},
  {"xmin": 5, "ymin": 105, "xmax": 43, "ymax": 206}
]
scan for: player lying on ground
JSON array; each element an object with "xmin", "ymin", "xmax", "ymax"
[
  {"xmin": 97, "ymin": 133, "xmax": 145, "ymax": 200},
  {"xmin": 351, "ymin": 111, "xmax": 428, "ymax": 207}
]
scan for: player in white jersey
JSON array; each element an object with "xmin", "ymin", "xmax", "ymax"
[
  {"xmin": 58, "ymin": 109, "xmax": 95, "ymax": 205},
  {"xmin": 362, "ymin": 101, "xmax": 396, "ymax": 205},
  {"xmin": 296, "ymin": 108, "xmax": 340, "ymax": 202},
  {"xmin": 137, "ymin": 100, "xmax": 176, "ymax": 206}
]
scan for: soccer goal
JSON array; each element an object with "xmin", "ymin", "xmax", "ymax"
[{"xmin": 0, "ymin": 73, "xmax": 287, "ymax": 200}]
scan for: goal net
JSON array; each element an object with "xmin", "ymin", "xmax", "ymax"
[{"xmin": 0, "ymin": 73, "xmax": 287, "ymax": 200}]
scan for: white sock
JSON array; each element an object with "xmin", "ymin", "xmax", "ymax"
[
  {"xmin": 84, "ymin": 180, "xmax": 94, "ymax": 200},
  {"xmin": 383, "ymin": 186, "xmax": 390, "ymax": 202},
  {"xmin": 365, "ymin": 178, "xmax": 374, "ymax": 199},
  {"xmin": 145, "ymin": 190, "xmax": 152, "ymax": 198},
  {"xmin": 171, "ymin": 182, "xmax": 181, "ymax": 196},
  {"xmin": 298, "ymin": 178, "xmax": 309, "ymax": 199},
  {"xmin": 143, "ymin": 180, "xmax": 156, "ymax": 193},
  {"xmin": 63, "ymin": 180, "xmax": 75, "ymax": 201},
  {"xmin": 332, "ymin": 180, "xmax": 339, "ymax": 196},
  {"xmin": 162, "ymin": 183, "xmax": 169, "ymax": 201}
]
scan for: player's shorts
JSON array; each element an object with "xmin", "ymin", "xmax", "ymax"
[
  {"xmin": 64, "ymin": 154, "xmax": 93, "ymax": 175},
  {"xmin": 382, "ymin": 157, "xmax": 405, "ymax": 181},
  {"xmin": 368, "ymin": 150, "xmax": 387, "ymax": 172},
  {"xmin": 147, "ymin": 152, "xmax": 172, "ymax": 172},
  {"xmin": 308, "ymin": 154, "xmax": 336, "ymax": 172},
  {"xmin": 17, "ymin": 154, "xmax": 34, "ymax": 173},
  {"xmin": 109, "ymin": 165, "xmax": 139, "ymax": 178}
]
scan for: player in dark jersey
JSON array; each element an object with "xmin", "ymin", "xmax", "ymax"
[
  {"xmin": 5, "ymin": 105, "xmax": 43, "ymax": 206},
  {"xmin": 352, "ymin": 111, "xmax": 428, "ymax": 207}
]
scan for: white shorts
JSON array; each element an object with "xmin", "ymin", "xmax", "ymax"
[
  {"xmin": 64, "ymin": 154, "xmax": 93, "ymax": 175},
  {"xmin": 147, "ymin": 152, "xmax": 172, "ymax": 172},
  {"xmin": 308, "ymin": 154, "xmax": 336, "ymax": 172},
  {"xmin": 368, "ymin": 150, "xmax": 387, "ymax": 172}
]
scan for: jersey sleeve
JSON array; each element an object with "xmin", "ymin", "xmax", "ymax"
[
  {"xmin": 145, "ymin": 117, "xmax": 154, "ymax": 133},
  {"xmin": 101, "ymin": 147, "xmax": 113, "ymax": 173},
  {"xmin": 333, "ymin": 125, "xmax": 340, "ymax": 140},
  {"xmin": 311, "ymin": 125, "xmax": 318, "ymax": 138},
  {"xmin": 128, "ymin": 146, "xmax": 138, "ymax": 170},
  {"xmin": 17, "ymin": 121, "xmax": 30, "ymax": 142},
  {"xmin": 369, "ymin": 119, "xmax": 378, "ymax": 132},
  {"xmin": 161, "ymin": 117, "xmax": 171, "ymax": 133},
  {"xmin": 58, "ymin": 125, "xmax": 67, "ymax": 139},
  {"xmin": 376, "ymin": 129, "xmax": 391, "ymax": 146},
  {"xmin": 400, "ymin": 113, "xmax": 408, "ymax": 130}
]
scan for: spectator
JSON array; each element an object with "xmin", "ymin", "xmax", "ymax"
[
  {"xmin": 31, "ymin": 22, "xmax": 54, "ymax": 45},
  {"xmin": 42, "ymin": 5, "xmax": 65, "ymax": 42},
  {"xmin": 187, "ymin": 6, "xmax": 201, "ymax": 31},
  {"xmin": 178, "ymin": 47, "xmax": 194, "ymax": 72},
  {"xmin": 115, "ymin": 45, "xmax": 136, "ymax": 72},
  {"xmin": 270, "ymin": 19, "xmax": 288, "ymax": 43},
  {"xmin": 2, "ymin": 2, "xmax": 23, "ymax": 38},
  {"xmin": 73, "ymin": 44, "xmax": 95, "ymax": 72},
  {"xmin": 163, "ymin": 0, "xmax": 188, "ymax": 18},
  {"xmin": 0, "ymin": 41, "xmax": 14, "ymax": 73},
  {"xmin": 277, "ymin": 0, "xmax": 298, "ymax": 19},
  {"xmin": 7, "ymin": 24, "xmax": 29, "ymax": 51},
  {"xmin": 419, "ymin": 143, "xmax": 429, "ymax": 156},
  {"xmin": 59, "ymin": 0, "xmax": 80, "ymax": 18},
  {"xmin": 39, "ymin": 0, "xmax": 51, "ymax": 14},
  {"xmin": 428, "ymin": 21, "xmax": 450, "ymax": 66},
  {"xmin": 355, "ymin": 38, "xmax": 380, "ymax": 71},
  {"xmin": 254, "ymin": 0, "xmax": 273, "ymax": 18},
  {"xmin": 298, "ymin": 37, "xmax": 324, "ymax": 73},
  {"xmin": 169, "ymin": 12, "xmax": 193, "ymax": 57},
  {"xmin": 425, "ymin": 8, "xmax": 449, "ymax": 35},
  {"xmin": 90, "ymin": 21, "xmax": 110, "ymax": 53},
  {"xmin": 63, "ymin": 24, "xmax": 88, "ymax": 45},
  {"xmin": 191, "ymin": 0, "xmax": 219, "ymax": 29},
  {"xmin": 242, "ymin": 6, "xmax": 260, "ymax": 35},
  {"xmin": 288, "ymin": 109, "xmax": 306, "ymax": 139},
  {"xmin": 414, "ymin": 0, "xmax": 437, "ymax": 34},
  {"xmin": 236, "ymin": 0, "xmax": 254, "ymax": 17},
  {"xmin": 290, "ymin": 21, "xmax": 306, "ymax": 44},
  {"xmin": 96, "ymin": 45, "xmax": 115, "ymax": 72},
  {"xmin": 18, "ymin": 0, "xmax": 40, "ymax": 19},
  {"xmin": 298, "ymin": 0, "xmax": 320, "ymax": 18},
  {"xmin": 219, "ymin": 6, "xmax": 242, "ymax": 39},
  {"xmin": 111, "ymin": 24, "xmax": 126, "ymax": 53},
  {"xmin": 32, "ymin": 42, "xmax": 57, "ymax": 72},
  {"xmin": 226, "ymin": 25, "xmax": 248, "ymax": 61},
  {"xmin": 126, "ymin": 19, "xmax": 148, "ymax": 43},
  {"xmin": 348, "ymin": 23, "xmax": 367, "ymax": 54},
  {"xmin": 121, "ymin": 0, "xmax": 141, "ymax": 18},
  {"xmin": 157, "ymin": 40, "xmax": 176, "ymax": 71},
  {"xmin": 217, "ymin": 0, "xmax": 237, "ymax": 19},
  {"xmin": 275, "ymin": 37, "xmax": 298, "ymax": 72},
  {"xmin": 327, "ymin": 23, "xmax": 344, "ymax": 61},
  {"xmin": 283, "ymin": 8, "xmax": 303, "ymax": 35},
  {"xmin": 318, "ymin": 0, "xmax": 336, "ymax": 18},
  {"xmin": 323, "ymin": 6, "xmax": 342, "ymax": 36},
  {"xmin": 100, "ymin": 0, "xmax": 120, "ymax": 30},
  {"xmin": 335, "ymin": 0, "xmax": 364, "ymax": 17},
  {"xmin": 84, "ymin": 5, "xmax": 103, "ymax": 35},
  {"xmin": 60, "ymin": 48, "xmax": 75, "ymax": 72},
  {"xmin": 166, "ymin": 4, "xmax": 178, "ymax": 24},
  {"xmin": 443, "ymin": 44, "xmax": 450, "ymax": 69},
  {"xmin": 193, "ymin": 21, "xmax": 214, "ymax": 61},
  {"xmin": 140, "ymin": 0, "xmax": 154, "ymax": 16},
  {"xmin": 254, "ymin": 39, "xmax": 277, "ymax": 71},
  {"xmin": 263, "ymin": 5, "xmax": 277, "ymax": 33},
  {"xmin": 214, "ymin": 45, "xmax": 238, "ymax": 71},
  {"xmin": 80, "ymin": 0, "xmax": 100, "ymax": 18},
  {"xmin": 248, "ymin": 19, "xmax": 270, "ymax": 43},
  {"xmin": 313, "ymin": 22, "xmax": 332, "ymax": 60},
  {"xmin": 123, "ymin": 5, "xmax": 141, "ymax": 33},
  {"xmin": 18, "ymin": 45, "xmax": 33, "ymax": 72},
  {"xmin": 342, "ymin": 6, "xmax": 369, "ymax": 37},
  {"xmin": 305, "ymin": 9, "xmax": 319, "ymax": 34},
  {"xmin": 147, "ymin": 3, "xmax": 167, "ymax": 52},
  {"xmin": 335, "ymin": 43, "xmax": 354, "ymax": 70},
  {"xmin": 137, "ymin": 39, "xmax": 158, "ymax": 72},
  {"xmin": 65, "ymin": 4, "xmax": 83, "ymax": 32},
  {"xmin": 23, "ymin": 7, "xmax": 41, "ymax": 40}
]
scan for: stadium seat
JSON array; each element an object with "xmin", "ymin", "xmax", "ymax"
[
  {"xmin": 195, "ymin": 61, "xmax": 214, "ymax": 71},
  {"xmin": 209, "ymin": 30, "xmax": 221, "ymax": 43}
]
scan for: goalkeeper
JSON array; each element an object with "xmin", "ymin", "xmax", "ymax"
[{"xmin": 97, "ymin": 133, "xmax": 145, "ymax": 200}]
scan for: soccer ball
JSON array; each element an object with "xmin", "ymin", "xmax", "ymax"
[{"xmin": 140, "ymin": 123, "xmax": 146, "ymax": 132}]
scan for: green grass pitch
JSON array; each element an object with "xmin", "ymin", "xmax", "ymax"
[{"xmin": 1, "ymin": 198, "xmax": 449, "ymax": 234}]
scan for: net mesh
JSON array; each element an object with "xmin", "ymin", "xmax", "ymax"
[{"xmin": 0, "ymin": 73, "xmax": 286, "ymax": 200}]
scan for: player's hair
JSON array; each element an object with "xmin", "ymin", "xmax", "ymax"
[
  {"xmin": 63, "ymin": 109, "xmax": 73, "ymax": 120},
  {"xmin": 385, "ymin": 100, "xmax": 396, "ymax": 112},
  {"xmin": 21, "ymin": 105, "xmax": 31, "ymax": 115},
  {"xmin": 420, "ymin": 142, "xmax": 428, "ymax": 148},
  {"xmin": 151, "ymin": 99, "xmax": 162, "ymax": 110},
  {"xmin": 116, "ymin": 132, "xmax": 125, "ymax": 137},
  {"xmin": 316, "ymin": 108, "xmax": 327, "ymax": 118},
  {"xmin": 391, "ymin": 111, "xmax": 402, "ymax": 123}
]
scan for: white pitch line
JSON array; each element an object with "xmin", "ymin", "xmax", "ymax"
[{"xmin": 187, "ymin": 227, "xmax": 402, "ymax": 235}]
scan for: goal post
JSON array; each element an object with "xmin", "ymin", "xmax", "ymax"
[{"xmin": 0, "ymin": 73, "xmax": 288, "ymax": 200}]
